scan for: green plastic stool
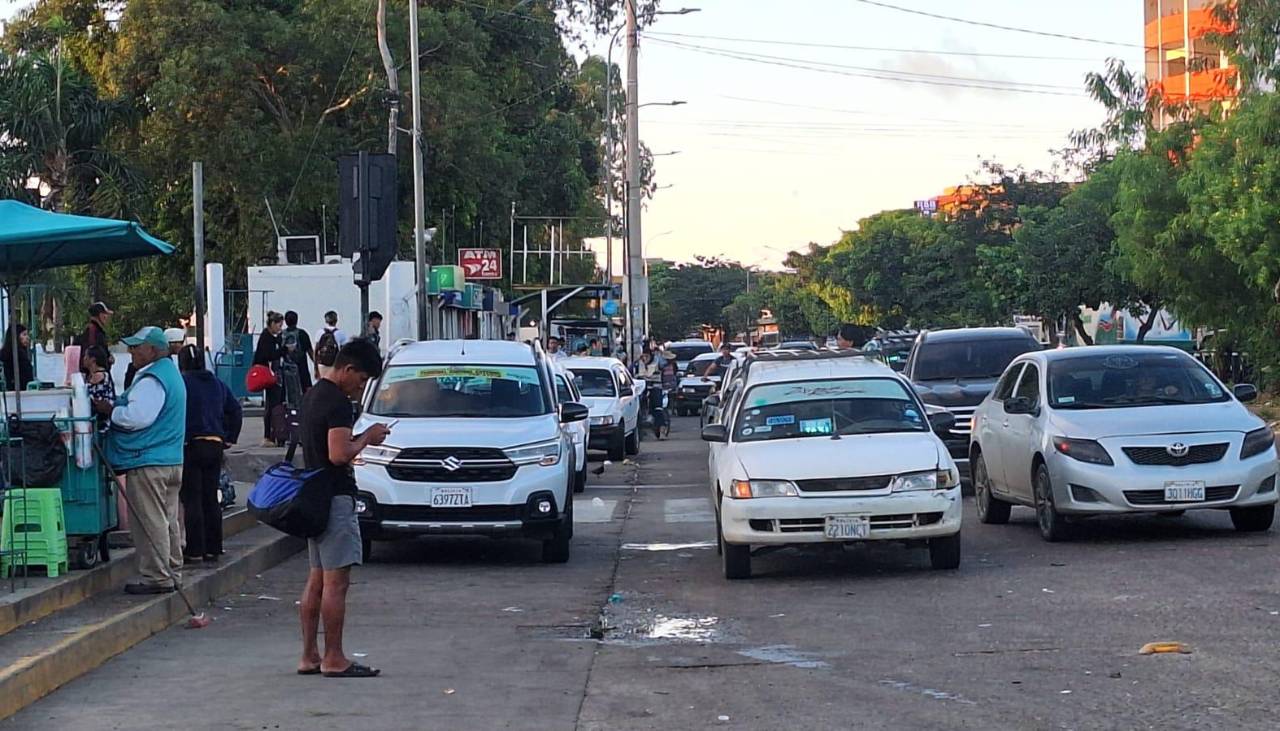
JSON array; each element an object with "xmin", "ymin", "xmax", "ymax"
[{"xmin": 1, "ymin": 487, "xmax": 70, "ymax": 578}]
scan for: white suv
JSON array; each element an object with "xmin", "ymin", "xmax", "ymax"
[
  {"xmin": 352, "ymin": 340, "xmax": 588, "ymax": 563},
  {"xmin": 566, "ymin": 357, "xmax": 642, "ymax": 461},
  {"xmin": 703, "ymin": 350, "xmax": 963, "ymax": 579}
]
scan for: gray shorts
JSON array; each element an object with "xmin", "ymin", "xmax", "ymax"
[{"xmin": 308, "ymin": 496, "xmax": 363, "ymax": 570}]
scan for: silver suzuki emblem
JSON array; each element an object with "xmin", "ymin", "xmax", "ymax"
[
  {"xmin": 1166, "ymin": 443, "xmax": 1190, "ymax": 458},
  {"xmin": 441, "ymin": 456, "xmax": 463, "ymax": 472}
]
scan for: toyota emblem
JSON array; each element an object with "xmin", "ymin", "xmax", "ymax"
[
  {"xmin": 1166, "ymin": 443, "xmax": 1190, "ymax": 458},
  {"xmin": 442, "ymin": 456, "xmax": 463, "ymax": 472}
]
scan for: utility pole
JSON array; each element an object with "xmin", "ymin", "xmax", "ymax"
[
  {"xmin": 193, "ymin": 162, "xmax": 206, "ymax": 355},
  {"xmin": 624, "ymin": 0, "xmax": 644, "ymax": 361},
  {"xmin": 409, "ymin": 0, "xmax": 429, "ymax": 340}
]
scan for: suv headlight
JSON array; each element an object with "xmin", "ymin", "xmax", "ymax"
[
  {"xmin": 890, "ymin": 471, "xmax": 939, "ymax": 492},
  {"xmin": 353, "ymin": 444, "xmax": 400, "ymax": 466},
  {"xmin": 728, "ymin": 479, "xmax": 799, "ymax": 498},
  {"xmin": 1053, "ymin": 437, "xmax": 1114, "ymax": 466},
  {"xmin": 1241, "ymin": 427, "xmax": 1275, "ymax": 459},
  {"xmin": 505, "ymin": 439, "xmax": 562, "ymax": 466},
  {"xmin": 590, "ymin": 415, "xmax": 615, "ymax": 426}
]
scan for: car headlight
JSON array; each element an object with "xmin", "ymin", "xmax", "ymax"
[
  {"xmin": 890, "ymin": 471, "xmax": 938, "ymax": 492},
  {"xmin": 1053, "ymin": 437, "xmax": 1114, "ymax": 466},
  {"xmin": 505, "ymin": 439, "xmax": 562, "ymax": 466},
  {"xmin": 590, "ymin": 415, "xmax": 615, "ymax": 426},
  {"xmin": 728, "ymin": 479, "xmax": 799, "ymax": 498},
  {"xmin": 1241, "ymin": 427, "xmax": 1276, "ymax": 459},
  {"xmin": 353, "ymin": 444, "xmax": 400, "ymax": 466}
]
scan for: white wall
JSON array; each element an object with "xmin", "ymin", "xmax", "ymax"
[{"xmin": 246, "ymin": 261, "xmax": 418, "ymax": 353}]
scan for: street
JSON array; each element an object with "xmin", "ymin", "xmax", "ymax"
[{"xmin": 5, "ymin": 416, "xmax": 1279, "ymax": 730}]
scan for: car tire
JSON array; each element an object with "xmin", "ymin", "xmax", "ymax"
[
  {"xmin": 722, "ymin": 541, "xmax": 751, "ymax": 580},
  {"xmin": 1033, "ymin": 463, "xmax": 1070, "ymax": 542},
  {"xmin": 625, "ymin": 427, "xmax": 640, "ymax": 456},
  {"xmin": 542, "ymin": 496, "xmax": 573, "ymax": 563},
  {"xmin": 928, "ymin": 533, "xmax": 961, "ymax": 570},
  {"xmin": 361, "ymin": 534, "xmax": 374, "ymax": 562},
  {"xmin": 574, "ymin": 463, "xmax": 587, "ymax": 493},
  {"xmin": 973, "ymin": 454, "xmax": 1011, "ymax": 525},
  {"xmin": 608, "ymin": 430, "xmax": 626, "ymax": 461},
  {"xmin": 714, "ymin": 491, "xmax": 724, "ymax": 556},
  {"xmin": 1230, "ymin": 504, "xmax": 1275, "ymax": 532}
]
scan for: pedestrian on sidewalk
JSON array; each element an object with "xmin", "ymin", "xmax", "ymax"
[
  {"xmin": 124, "ymin": 326, "xmax": 185, "ymax": 390},
  {"xmin": 1, "ymin": 323, "xmax": 34, "ymax": 390},
  {"xmin": 364, "ymin": 311, "xmax": 382, "ymax": 353},
  {"xmin": 179, "ymin": 345, "xmax": 242, "ymax": 564},
  {"xmin": 313, "ymin": 311, "xmax": 348, "ymax": 381},
  {"xmin": 297, "ymin": 338, "xmax": 389, "ymax": 678},
  {"xmin": 78, "ymin": 301, "xmax": 113, "ymax": 352},
  {"xmin": 97, "ymin": 327, "xmax": 188, "ymax": 595},
  {"xmin": 282, "ymin": 311, "xmax": 314, "ymax": 393},
  {"xmin": 254, "ymin": 311, "xmax": 286, "ymax": 447}
]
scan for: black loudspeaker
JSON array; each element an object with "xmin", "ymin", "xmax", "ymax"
[{"xmin": 338, "ymin": 152, "xmax": 398, "ymax": 284}]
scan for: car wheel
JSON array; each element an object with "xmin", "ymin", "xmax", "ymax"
[
  {"xmin": 1033, "ymin": 463, "xmax": 1070, "ymax": 542},
  {"xmin": 574, "ymin": 463, "xmax": 587, "ymax": 493},
  {"xmin": 973, "ymin": 454, "xmax": 1011, "ymax": 525},
  {"xmin": 361, "ymin": 534, "xmax": 374, "ymax": 562},
  {"xmin": 722, "ymin": 541, "xmax": 751, "ymax": 580},
  {"xmin": 714, "ymin": 491, "xmax": 724, "ymax": 556},
  {"xmin": 608, "ymin": 430, "xmax": 626, "ymax": 461},
  {"xmin": 1230, "ymin": 504, "xmax": 1275, "ymax": 532},
  {"xmin": 541, "ymin": 495, "xmax": 573, "ymax": 563},
  {"xmin": 625, "ymin": 426, "xmax": 640, "ymax": 456},
  {"xmin": 928, "ymin": 533, "xmax": 961, "ymax": 570}
]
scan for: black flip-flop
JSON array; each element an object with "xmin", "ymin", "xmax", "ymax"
[
  {"xmin": 296, "ymin": 667, "xmax": 321, "ymax": 676},
  {"xmin": 323, "ymin": 662, "xmax": 380, "ymax": 678}
]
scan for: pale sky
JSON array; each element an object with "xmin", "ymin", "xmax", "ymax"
[{"xmin": 2, "ymin": 0, "xmax": 1145, "ymax": 272}]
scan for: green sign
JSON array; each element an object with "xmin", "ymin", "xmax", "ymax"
[{"xmin": 429, "ymin": 265, "xmax": 465, "ymax": 294}]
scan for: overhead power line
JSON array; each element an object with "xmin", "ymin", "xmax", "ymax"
[
  {"xmin": 646, "ymin": 31, "xmax": 1100, "ymax": 62},
  {"xmin": 850, "ymin": 0, "xmax": 1141, "ymax": 49}
]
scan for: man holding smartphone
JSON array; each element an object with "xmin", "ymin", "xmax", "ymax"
[{"xmin": 296, "ymin": 338, "xmax": 390, "ymax": 678}]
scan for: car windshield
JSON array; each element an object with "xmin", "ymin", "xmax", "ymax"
[
  {"xmin": 1048, "ymin": 352, "xmax": 1230, "ymax": 409},
  {"xmin": 369, "ymin": 364, "xmax": 548, "ymax": 418},
  {"xmin": 570, "ymin": 369, "xmax": 616, "ymax": 397},
  {"xmin": 688, "ymin": 358, "xmax": 717, "ymax": 376},
  {"xmin": 671, "ymin": 345, "xmax": 712, "ymax": 362},
  {"xmin": 913, "ymin": 338, "xmax": 1039, "ymax": 381},
  {"xmin": 734, "ymin": 377, "xmax": 927, "ymax": 442}
]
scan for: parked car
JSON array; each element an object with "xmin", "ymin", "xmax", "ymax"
[
  {"xmin": 674, "ymin": 352, "xmax": 723, "ymax": 416},
  {"xmin": 970, "ymin": 346, "xmax": 1278, "ymax": 541},
  {"xmin": 566, "ymin": 356, "xmax": 642, "ymax": 460},
  {"xmin": 702, "ymin": 349, "xmax": 963, "ymax": 579},
  {"xmin": 905, "ymin": 327, "xmax": 1042, "ymax": 482},
  {"xmin": 552, "ymin": 364, "xmax": 590, "ymax": 492},
  {"xmin": 701, "ymin": 354, "xmax": 747, "ymax": 429},
  {"xmin": 862, "ymin": 330, "xmax": 918, "ymax": 371},
  {"xmin": 352, "ymin": 340, "xmax": 585, "ymax": 563},
  {"xmin": 667, "ymin": 340, "xmax": 715, "ymax": 371}
]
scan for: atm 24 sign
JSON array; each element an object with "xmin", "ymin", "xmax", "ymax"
[{"xmin": 459, "ymin": 248, "xmax": 502, "ymax": 280}]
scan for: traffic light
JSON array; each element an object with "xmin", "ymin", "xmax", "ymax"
[{"xmin": 338, "ymin": 152, "xmax": 398, "ymax": 285}]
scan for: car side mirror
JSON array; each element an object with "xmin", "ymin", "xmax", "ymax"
[
  {"xmin": 1234, "ymin": 383, "xmax": 1259, "ymax": 403},
  {"xmin": 701, "ymin": 424, "xmax": 729, "ymax": 443},
  {"xmin": 704, "ymin": 394, "xmax": 721, "ymax": 408},
  {"xmin": 928, "ymin": 411, "xmax": 956, "ymax": 435},
  {"xmin": 1004, "ymin": 397, "xmax": 1038, "ymax": 415},
  {"xmin": 560, "ymin": 402, "xmax": 589, "ymax": 423}
]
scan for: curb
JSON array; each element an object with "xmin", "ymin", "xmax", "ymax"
[
  {"xmin": 0, "ymin": 508, "xmax": 260, "ymax": 638},
  {"xmin": 0, "ymin": 528, "xmax": 303, "ymax": 721}
]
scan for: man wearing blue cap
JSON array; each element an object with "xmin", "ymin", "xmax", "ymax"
[{"xmin": 94, "ymin": 326, "xmax": 189, "ymax": 594}]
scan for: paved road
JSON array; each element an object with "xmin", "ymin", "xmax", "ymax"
[{"xmin": 9, "ymin": 417, "xmax": 1280, "ymax": 730}]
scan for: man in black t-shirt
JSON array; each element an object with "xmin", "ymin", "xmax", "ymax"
[{"xmin": 296, "ymin": 338, "xmax": 389, "ymax": 679}]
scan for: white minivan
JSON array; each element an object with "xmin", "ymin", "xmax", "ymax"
[{"xmin": 352, "ymin": 340, "xmax": 588, "ymax": 563}]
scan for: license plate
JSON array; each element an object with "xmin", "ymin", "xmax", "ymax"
[
  {"xmin": 824, "ymin": 515, "xmax": 870, "ymax": 540},
  {"xmin": 1164, "ymin": 481, "xmax": 1205, "ymax": 502},
  {"xmin": 430, "ymin": 487, "xmax": 472, "ymax": 508}
]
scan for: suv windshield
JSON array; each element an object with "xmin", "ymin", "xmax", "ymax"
[
  {"xmin": 1048, "ymin": 352, "xmax": 1230, "ymax": 409},
  {"xmin": 913, "ymin": 338, "xmax": 1039, "ymax": 381},
  {"xmin": 688, "ymin": 359, "xmax": 717, "ymax": 376},
  {"xmin": 369, "ymin": 364, "xmax": 548, "ymax": 418},
  {"xmin": 570, "ymin": 369, "xmax": 616, "ymax": 397},
  {"xmin": 671, "ymin": 345, "xmax": 713, "ymax": 362},
  {"xmin": 735, "ymin": 377, "xmax": 927, "ymax": 443}
]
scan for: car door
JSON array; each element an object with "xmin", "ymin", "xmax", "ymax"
[
  {"xmin": 615, "ymin": 366, "xmax": 638, "ymax": 433},
  {"xmin": 978, "ymin": 363, "xmax": 1024, "ymax": 496},
  {"xmin": 555, "ymin": 373, "xmax": 586, "ymax": 470},
  {"xmin": 1002, "ymin": 363, "xmax": 1043, "ymax": 502}
]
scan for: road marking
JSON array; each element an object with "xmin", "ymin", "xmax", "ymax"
[
  {"xmin": 574, "ymin": 498, "xmax": 617, "ymax": 523},
  {"xmin": 588, "ymin": 483, "xmax": 706, "ymax": 490},
  {"xmin": 664, "ymin": 497, "xmax": 714, "ymax": 523}
]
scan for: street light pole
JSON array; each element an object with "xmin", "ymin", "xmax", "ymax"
[
  {"xmin": 604, "ymin": 24, "xmax": 624, "ymax": 290},
  {"xmin": 409, "ymin": 0, "xmax": 429, "ymax": 340},
  {"xmin": 624, "ymin": 0, "xmax": 643, "ymax": 361}
]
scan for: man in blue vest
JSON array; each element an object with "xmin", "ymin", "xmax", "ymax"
[{"xmin": 96, "ymin": 326, "xmax": 189, "ymax": 594}]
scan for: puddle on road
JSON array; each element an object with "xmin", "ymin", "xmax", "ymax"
[
  {"xmin": 646, "ymin": 615, "xmax": 720, "ymax": 641},
  {"xmin": 737, "ymin": 645, "xmax": 829, "ymax": 669},
  {"xmin": 620, "ymin": 541, "xmax": 716, "ymax": 552}
]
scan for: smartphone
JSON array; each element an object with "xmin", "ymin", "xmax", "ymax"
[{"xmin": 383, "ymin": 419, "xmax": 400, "ymax": 429}]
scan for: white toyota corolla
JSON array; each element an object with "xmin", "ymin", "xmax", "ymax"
[{"xmin": 702, "ymin": 351, "xmax": 963, "ymax": 579}]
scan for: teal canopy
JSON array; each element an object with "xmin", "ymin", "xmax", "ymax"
[{"xmin": 0, "ymin": 200, "xmax": 174, "ymax": 273}]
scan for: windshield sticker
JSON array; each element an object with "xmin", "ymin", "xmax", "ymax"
[
  {"xmin": 383, "ymin": 365, "xmax": 539, "ymax": 386},
  {"xmin": 799, "ymin": 418, "xmax": 833, "ymax": 435},
  {"xmin": 1102, "ymin": 355, "xmax": 1139, "ymax": 370},
  {"xmin": 747, "ymin": 379, "xmax": 912, "ymax": 408},
  {"xmin": 1059, "ymin": 396, "xmax": 1076, "ymax": 404},
  {"xmin": 754, "ymin": 424, "xmax": 772, "ymax": 433},
  {"xmin": 750, "ymin": 409, "xmax": 761, "ymax": 415},
  {"xmin": 765, "ymin": 415, "xmax": 796, "ymax": 427},
  {"xmin": 1206, "ymin": 383, "xmax": 1222, "ymax": 397},
  {"xmin": 741, "ymin": 427, "xmax": 754, "ymax": 436}
]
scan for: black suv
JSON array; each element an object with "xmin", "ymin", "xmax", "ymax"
[{"xmin": 904, "ymin": 328, "xmax": 1042, "ymax": 481}]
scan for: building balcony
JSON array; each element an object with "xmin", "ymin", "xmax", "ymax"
[
  {"xmin": 1144, "ymin": 7, "xmax": 1232, "ymax": 48},
  {"xmin": 1148, "ymin": 67, "xmax": 1238, "ymax": 103}
]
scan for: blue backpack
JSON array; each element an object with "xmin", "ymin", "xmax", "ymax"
[{"xmin": 247, "ymin": 447, "xmax": 333, "ymax": 538}]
